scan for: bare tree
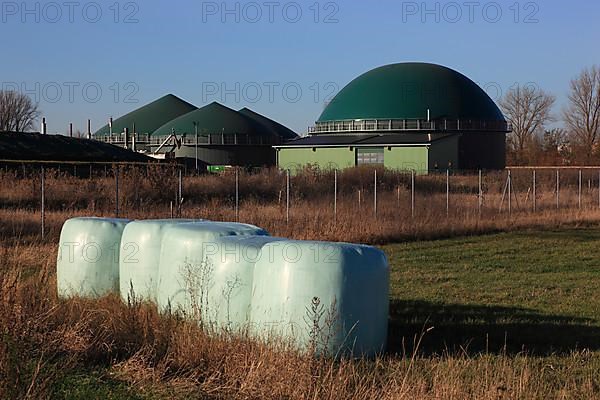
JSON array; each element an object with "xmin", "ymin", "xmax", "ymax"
[
  {"xmin": 500, "ymin": 84, "xmax": 555, "ymax": 164},
  {"xmin": 563, "ymin": 65, "xmax": 600, "ymax": 164},
  {"xmin": 0, "ymin": 90, "xmax": 40, "ymax": 132}
]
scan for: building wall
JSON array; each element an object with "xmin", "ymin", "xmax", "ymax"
[
  {"xmin": 458, "ymin": 132, "xmax": 506, "ymax": 170},
  {"xmin": 428, "ymin": 135, "xmax": 460, "ymax": 171},
  {"xmin": 383, "ymin": 146, "xmax": 428, "ymax": 172},
  {"xmin": 278, "ymin": 147, "xmax": 356, "ymax": 171}
]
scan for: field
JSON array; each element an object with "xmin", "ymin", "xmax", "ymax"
[{"xmin": 2, "ymin": 166, "xmax": 600, "ymax": 398}]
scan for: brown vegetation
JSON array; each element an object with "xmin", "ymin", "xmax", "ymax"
[
  {"xmin": 2, "ymin": 166, "xmax": 600, "ymax": 398},
  {"xmin": 2, "ymin": 165, "xmax": 600, "ymax": 244}
]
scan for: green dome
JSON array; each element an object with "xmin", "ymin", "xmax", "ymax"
[
  {"xmin": 153, "ymin": 102, "xmax": 273, "ymax": 137},
  {"xmin": 238, "ymin": 107, "xmax": 298, "ymax": 140},
  {"xmin": 95, "ymin": 94, "xmax": 197, "ymax": 135},
  {"xmin": 318, "ymin": 63, "xmax": 505, "ymax": 122}
]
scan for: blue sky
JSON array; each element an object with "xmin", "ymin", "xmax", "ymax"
[{"xmin": 1, "ymin": 0, "xmax": 598, "ymax": 134}]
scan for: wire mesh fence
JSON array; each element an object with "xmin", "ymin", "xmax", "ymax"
[{"xmin": 3, "ymin": 160, "xmax": 600, "ymax": 244}]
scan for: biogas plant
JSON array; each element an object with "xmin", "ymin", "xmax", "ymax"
[{"xmin": 98, "ymin": 62, "xmax": 511, "ymax": 173}]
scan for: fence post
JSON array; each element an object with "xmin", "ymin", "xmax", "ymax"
[
  {"xmin": 446, "ymin": 169, "xmax": 449, "ymax": 217},
  {"xmin": 374, "ymin": 169, "xmax": 378, "ymax": 218},
  {"xmin": 235, "ymin": 168, "xmax": 239, "ymax": 222},
  {"xmin": 286, "ymin": 169, "xmax": 290, "ymax": 224},
  {"xmin": 532, "ymin": 169, "xmax": 536, "ymax": 212},
  {"xmin": 556, "ymin": 169, "xmax": 560, "ymax": 209},
  {"xmin": 411, "ymin": 170, "xmax": 415, "ymax": 218},
  {"xmin": 507, "ymin": 170, "xmax": 512, "ymax": 216},
  {"xmin": 178, "ymin": 168, "xmax": 183, "ymax": 217},
  {"xmin": 334, "ymin": 169, "xmax": 337, "ymax": 222},
  {"xmin": 578, "ymin": 169, "xmax": 582, "ymax": 209},
  {"xmin": 115, "ymin": 166, "xmax": 119, "ymax": 218},
  {"xmin": 358, "ymin": 189, "xmax": 361, "ymax": 210},
  {"xmin": 478, "ymin": 170, "xmax": 482, "ymax": 215},
  {"xmin": 41, "ymin": 166, "xmax": 45, "ymax": 240}
]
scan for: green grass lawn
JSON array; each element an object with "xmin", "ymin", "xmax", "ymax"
[
  {"xmin": 383, "ymin": 228, "xmax": 600, "ymax": 355},
  {"xmin": 44, "ymin": 228, "xmax": 600, "ymax": 398}
]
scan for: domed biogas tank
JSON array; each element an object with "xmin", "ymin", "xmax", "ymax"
[
  {"xmin": 57, "ymin": 217, "xmax": 130, "ymax": 298},
  {"xmin": 119, "ymin": 219, "xmax": 202, "ymax": 303},
  {"xmin": 249, "ymin": 240, "xmax": 389, "ymax": 358},
  {"xmin": 156, "ymin": 222, "xmax": 269, "ymax": 318}
]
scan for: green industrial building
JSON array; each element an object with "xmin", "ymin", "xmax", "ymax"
[
  {"xmin": 275, "ymin": 63, "xmax": 510, "ymax": 173},
  {"xmin": 95, "ymin": 95, "xmax": 297, "ymax": 167}
]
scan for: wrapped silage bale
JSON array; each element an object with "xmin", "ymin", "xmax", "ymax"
[
  {"xmin": 156, "ymin": 222, "xmax": 269, "ymax": 320},
  {"xmin": 250, "ymin": 240, "xmax": 389, "ymax": 357},
  {"xmin": 119, "ymin": 219, "xmax": 201, "ymax": 303},
  {"xmin": 202, "ymin": 235, "xmax": 287, "ymax": 331},
  {"xmin": 57, "ymin": 217, "xmax": 130, "ymax": 298}
]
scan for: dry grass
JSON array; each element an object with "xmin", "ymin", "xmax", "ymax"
[
  {"xmin": 2, "ymin": 166, "xmax": 600, "ymax": 245},
  {"xmin": 2, "ymin": 167, "xmax": 600, "ymax": 398},
  {"xmin": 1, "ymin": 243, "xmax": 599, "ymax": 399}
]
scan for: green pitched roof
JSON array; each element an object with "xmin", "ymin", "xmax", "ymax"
[
  {"xmin": 153, "ymin": 102, "xmax": 275, "ymax": 137},
  {"xmin": 318, "ymin": 63, "xmax": 505, "ymax": 122},
  {"xmin": 238, "ymin": 107, "xmax": 298, "ymax": 140},
  {"xmin": 95, "ymin": 94, "xmax": 197, "ymax": 136}
]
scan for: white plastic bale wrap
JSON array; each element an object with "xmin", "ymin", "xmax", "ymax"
[
  {"xmin": 119, "ymin": 219, "xmax": 201, "ymax": 303},
  {"xmin": 57, "ymin": 217, "xmax": 130, "ymax": 298},
  {"xmin": 202, "ymin": 235, "xmax": 287, "ymax": 331},
  {"xmin": 156, "ymin": 222, "xmax": 269, "ymax": 318},
  {"xmin": 250, "ymin": 240, "xmax": 389, "ymax": 357}
]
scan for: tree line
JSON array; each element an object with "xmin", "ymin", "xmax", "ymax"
[{"xmin": 502, "ymin": 65, "xmax": 600, "ymax": 166}]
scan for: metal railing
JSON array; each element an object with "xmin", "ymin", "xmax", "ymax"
[
  {"xmin": 97, "ymin": 133, "xmax": 277, "ymax": 146},
  {"xmin": 308, "ymin": 119, "xmax": 511, "ymax": 134}
]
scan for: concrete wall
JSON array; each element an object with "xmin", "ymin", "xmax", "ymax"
[
  {"xmin": 428, "ymin": 136, "xmax": 459, "ymax": 171},
  {"xmin": 383, "ymin": 146, "xmax": 428, "ymax": 172},
  {"xmin": 278, "ymin": 147, "xmax": 356, "ymax": 171}
]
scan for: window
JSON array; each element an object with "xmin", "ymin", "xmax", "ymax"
[{"xmin": 357, "ymin": 148, "xmax": 384, "ymax": 165}]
